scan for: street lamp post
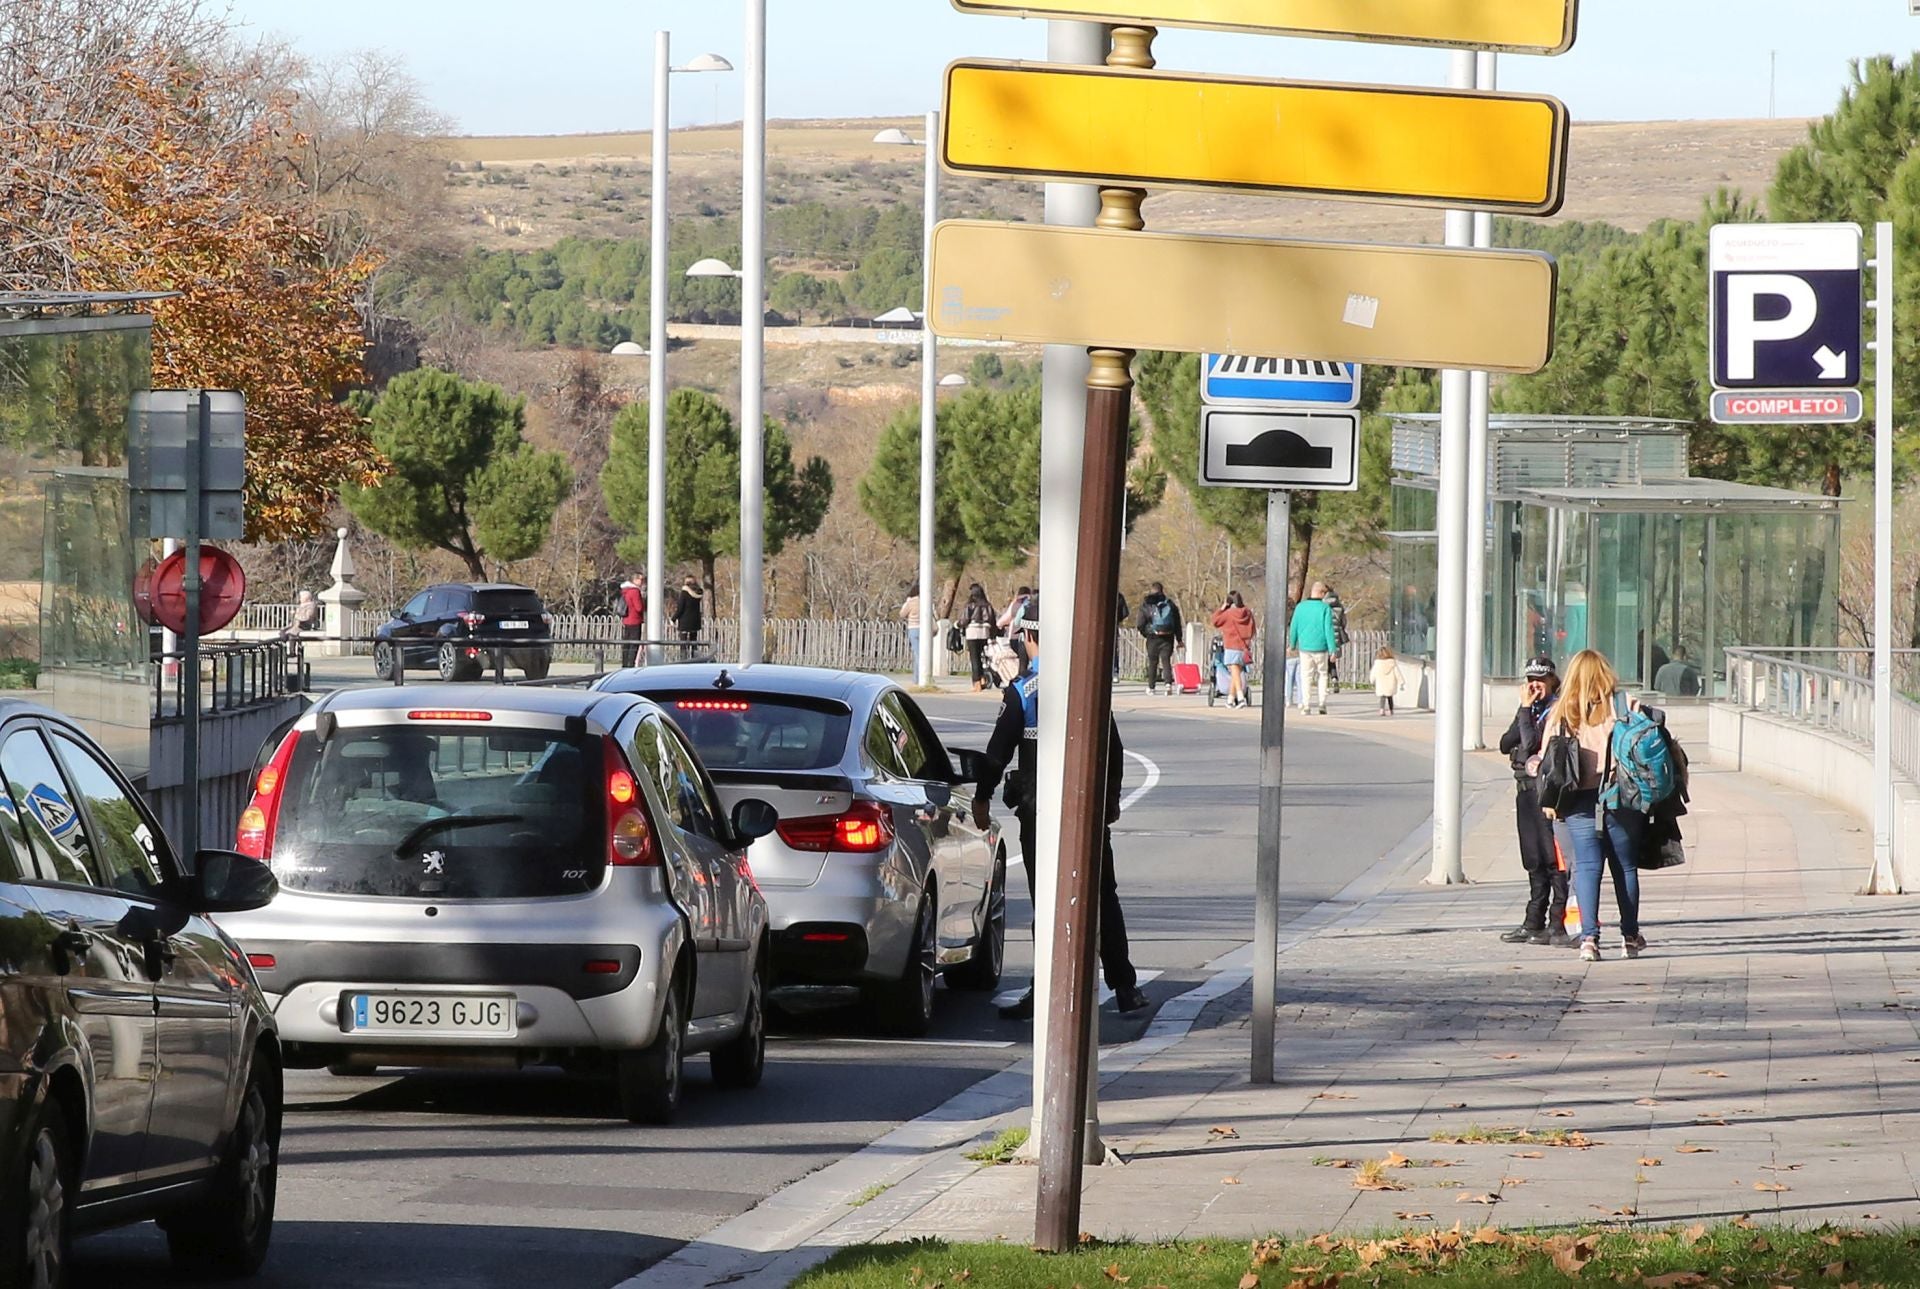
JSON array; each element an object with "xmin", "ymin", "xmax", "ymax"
[
  {"xmin": 649, "ymin": 35, "xmax": 731, "ymax": 665},
  {"xmin": 740, "ymin": 0, "xmax": 768, "ymax": 664},
  {"xmin": 875, "ymin": 114, "xmax": 941, "ymax": 687}
]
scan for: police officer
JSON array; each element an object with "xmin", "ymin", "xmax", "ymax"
[
  {"xmin": 973, "ymin": 595, "xmax": 1148, "ymax": 1020},
  {"xmin": 1496, "ymin": 654, "xmax": 1570, "ymax": 945}
]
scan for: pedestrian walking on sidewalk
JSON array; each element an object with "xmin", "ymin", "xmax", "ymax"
[
  {"xmin": 1322, "ymin": 584, "xmax": 1350, "ymax": 685},
  {"xmin": 1540, "ymin": 649, "xmax": 1647, "ymax": 963},
  {"xmin": 960, "ymin": 583, "xmax": 997, "ymax": 691},
  {"xmin": 1137, "ymin": 582, "xmax": 1182, "ymax": 694},
  {"xmin": 1211, "ymin": 591, "xmax": 1256, "ymax": 708},
  {"xmin": 1287, "ymin": 583, "xmax": 1338, "ymax": 715},
  {"xmin": 619, "ymin": 571, "xmax": 645, "ymax": 667},
  {"xmin": 1370, "ymin": 646, "xmax": 1403, "ymax": 717},
  {"xmin": 900, "ymin": 583, "xmax": 922, "ymax": 680},
  {"xmin": 671, "ymin": 575, "xmax": 705, "ymax": 656},
  {"xmin": 974, "ymin": 594, "xmax": 1148, "ymax": 1020},
  {"xmin": 998, "ymin": 585, "xmax": 1033, "ymax": 678},
  {"xmin": 1498, "ymin": 655, "xmax": 1570, "ymax": 946}
]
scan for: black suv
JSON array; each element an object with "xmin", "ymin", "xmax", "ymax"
[
  {"xmin": 0, "ymin": 700, "xmax": 283, "ymax": 1285},
  {"xmin": 371, "ymin": 582, "xmax": 554, "ymax": 682}
]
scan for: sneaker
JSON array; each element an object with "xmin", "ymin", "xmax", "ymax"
[
  {"xmin": 1147, "ymin": 686, "xmax": 1159, "ymax": 696},
  {"xmin": 1114, "ymin": 985, "xmax": 1151, "ymax": 1014},
  {"xmin": 1578, "ymin": 938, "xmax": 1601, "ymax": 963},
  {"xmin": 1498, "ymin": 926, "xmax": 1540, "ymax": 944},
  {"xmin": 997, "ymin": 990, "xmax": 1034, "ymax": 1021},
  {"xmin": 1622, "ymin": 935, "xmax": 1647, "ymax": 960}
]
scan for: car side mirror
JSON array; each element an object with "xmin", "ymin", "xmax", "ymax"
[
  {"xmin": 730, "ymin": 798, "xmax": 779, "ymax": 844},
  {"xmin": 949, "ymin": 748, "xmax": 986, "ymax": 784},
  {"xmin": 186, "ymin": 849, "xmax": 279, "ymax": 914}
]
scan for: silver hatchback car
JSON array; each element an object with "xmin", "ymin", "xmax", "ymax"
[
  {"xmin": 215, "ymin": 686, "xmax": 777, "ymax": 1124},
  {"xmin": 594, "ymin": 665, "xmax": 1005, "ymax": 1035}
]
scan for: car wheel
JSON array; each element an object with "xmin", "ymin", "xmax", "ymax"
[
  {"xmin": 710, "ymin": 949, "xmax": 766, "ymax": 1090},
  {"xmin": 372, "ymin": 642, "xmax": 395, "ymax": 677},
  {"xmin": 436, "ymin": 641, "xmax": 478, "ymax": 682},
  {"xmin": 615, "ymin": 970, "xmax": 686, "ymax": 1124},
  {"xmin": 164, "ymin": 1066, "xmax": 278, "ymax": 1277},
  {"xmin": 521, "ymin": 652, "xmax": 551, "ymax": 681},
  {"xmin": 866, "ymin": 892, "xmax": 937, "ymax": 1037},
  {"xmin": 2, "ymin": 1098, "xmax": 72, "ymax": 1289},
  {"xmin": 949, "ymin": 849, "xmax": 1006, "ymax": 992}
]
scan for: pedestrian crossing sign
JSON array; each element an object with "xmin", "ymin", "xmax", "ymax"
[{"xmin": 1202, "ymin": 354, "xmax": 1363, "ymax": 409}]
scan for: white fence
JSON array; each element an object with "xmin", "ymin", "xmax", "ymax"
[{"xmin": 1723, "ymin": 647, "xmax": 1920, "ymax": 783}]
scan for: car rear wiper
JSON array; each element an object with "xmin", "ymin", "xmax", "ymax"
[{"xmin": 392, "ymin": 814, "xmax": 525, "ymax": 856}]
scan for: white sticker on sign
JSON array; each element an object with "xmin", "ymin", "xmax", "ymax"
[{"xmin": 1342, "ymin": 294, "xmax": 1380, "ymax": 329}]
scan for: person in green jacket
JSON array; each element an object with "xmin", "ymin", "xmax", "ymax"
[{"xmin": 1287, "ymin": 583, "xmax": 1339, "ymax": 715}]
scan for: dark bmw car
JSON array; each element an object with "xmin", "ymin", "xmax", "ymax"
[
  {"xmin": 371, "ymin": 582, "xmax": 554, "ymax": 682},
  {"xmin": 0, "ymin": 700, "xmax": 283, "ymax": 1287}
]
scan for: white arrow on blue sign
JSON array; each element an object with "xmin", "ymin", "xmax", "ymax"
[
  {"xmin": 1709, "ymin": 223, "xmax": 1862, "ymax": 390},
  {"xmin": 1201, "ymin": 354, "xmax": 1363, "ymax": 409}
]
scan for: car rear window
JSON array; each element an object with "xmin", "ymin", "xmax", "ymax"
[
  {"xmin": 650, "ymin": 692, "xmax": 851, "ymax": 773},
  {"xmin": 271, "ymin": 725, "xmax": 604, "ymax": 899},
  {"xmin": 473, "ymin": 590, "xmax": 545, "ymax": 616}
]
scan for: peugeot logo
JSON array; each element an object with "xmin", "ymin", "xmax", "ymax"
[{"xmin": 421, "ymin": 850, "xmax": 446, "ymax": 876}]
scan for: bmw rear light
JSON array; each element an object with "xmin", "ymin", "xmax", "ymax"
[
  {"xmin": 605, "ymin": 740, "xmax": 658, "ymax": 866},
  {"xmin": 775, "ymin": 801, "xmax": 895, "ymax": 854},
  {"xmin": 236, "ymin": 730, "xmax": 300, "ymax": 858}
]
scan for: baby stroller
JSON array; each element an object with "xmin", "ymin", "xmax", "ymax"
[{"xmin": 1205, "ymin": 635, "xmax": 1228, "ymax": 708}]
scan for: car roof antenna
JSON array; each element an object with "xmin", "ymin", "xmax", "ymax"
[{"xmin": 713, "ymin": 668, "xmax": 735, "ymax": 691}]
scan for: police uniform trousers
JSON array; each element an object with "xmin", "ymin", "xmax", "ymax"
[
  {"xmin": 1016, "ymin": 807, "xmax": 1138, "ymax": 992},
  {"xmin": 1516, "ymin": 780, "xmax": 1568, "ymax": 932}
]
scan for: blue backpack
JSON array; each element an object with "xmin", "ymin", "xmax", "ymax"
[{"xmin": 1604, "ymin": 696, "xmax": 1677, "ymax": 814}]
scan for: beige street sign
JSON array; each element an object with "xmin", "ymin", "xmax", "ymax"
[
  {"xmin": 944, "ymin": 62, "xmax": 1568, "ymax": 215},
  {"xmin": 928, "ymin": 221, "xmax": 1558, "ymax": 373},
  {"xmin": 950, "ymin": 0, "xmax": 1578, "ymax": 54}
]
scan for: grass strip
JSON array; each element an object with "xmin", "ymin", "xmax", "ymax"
[{"xmin": 794, "ymin": 1221, "xmax": 1920, "ymax": 1287}]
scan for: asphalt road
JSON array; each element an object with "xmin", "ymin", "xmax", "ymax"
[{"xmin": 77, "ymin": 685, "xmax": 1432, "ymax": 1288}]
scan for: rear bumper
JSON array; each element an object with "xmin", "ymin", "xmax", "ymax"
[
  {"xmin": 265, "ymin": 977, "xmax": 667, "ymax": 1053},
  {"xmin": 765, "ymin": 881, "xmax": 908, "ymax": 982}
]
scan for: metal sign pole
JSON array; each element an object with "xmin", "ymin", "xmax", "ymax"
[
  {"xmin": 647, "ymin": 30, "xmax": 671, "ymax": 667},
  {"xmin": 1462, "ymin": 49, "xmax": 1497, "ymax": 752},
  {"xmin": 1871, "ymin": 220, "xmax": 1899, "ymax": 892},
  {"xmin": 918, "ymin": 107, "xmax": 941, "ymax": 687},
  {"xmin": 181, "ymin": 392, "xmax": 205, "ymax": 863},
  {"xmin": 1252, "ymin": 488, "xmax": 1291, "ymax": 1083}
]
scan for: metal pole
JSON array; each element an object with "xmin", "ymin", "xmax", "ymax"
[
  {"xmin": 917, "ymin": 108, "xmax": 940, "ymax": 687},
  {"xmin": 647, "ymin": 30, "xmax": 671, "ymax": 666},
  {"xmin": 1029, "ymin": 12, "xmax": 1106, "ymax": 1168},
  {"xmin": 181, "ymin": 393, "xmax": 205, "ymax": 863},
  {"xmin": 737, "ymin": 0, "xmax": 767, "ymax": 664},
  {"xmin": 1428, "ymin": 48, "xmax": 1475, "ymax": 886},
  {"xmin": 1035, "ymin": 347, "xmax": 1132, "ymax": 1252},
  {"xmin": 1462, "ymin": 50, "xmax": 1496, "ymax": 752},
  {"xmin": 1252, "ymin": 489, "xmax": 1290, "ymax": 1084},
  {"xmin": 1871, "ymin": 219, "xmax": 1899, "ymax": 893}
]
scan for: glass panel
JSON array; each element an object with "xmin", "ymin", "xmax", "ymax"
[
  {"xmin": 51, "ymin": 733, "xmax": 164, "ymax": 896},
  {"xmin": 1389, "ymin": 539, "xmax": 1437, "ymax": 658},
  {"xmin": 1548, "ymin": 508, "xmax": 1590, "ymax": 665},
  {"xmin": 0, "ymin": 728, "xmax": 97, "ymax": 886},
  {"xmin": 1390, "ymin": 482, "xmax": 1437, "ymax": 533},
  {"xmin": 654, "ymin": 692, "xmax": 851, "ymax": 772},
  {"xmin": 1515, "ymin": 502, "xmax": 1553, "ymax": 669},
  {"xmin": 1590, "ymin": 513, "xmax": 1647, "ymax": 683},
  {"xmin": 0, "ymin": 323, "xmax": 152, "ymax": 774}
]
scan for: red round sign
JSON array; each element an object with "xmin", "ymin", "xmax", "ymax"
[{"xmin": 148, "ymin": 547, "xmax": 248, "ymax": 636}]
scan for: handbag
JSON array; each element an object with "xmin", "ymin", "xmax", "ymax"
[
  {"xmin": 1534, "ymin": 722, "xmax": 1582, "ymax": 813},
  {"xmin": 945, "ymin": 624, "xmax": 964, "ymax": 653},
  {"xmin": 1638, "ymin": 836, "xmax": 1686, "ymax": 870}
]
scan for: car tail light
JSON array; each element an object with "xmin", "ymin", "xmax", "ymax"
[
  {"xmin": 775, "ymin": 801, "xmax": 895, "ymax": 854},
  {"xmin": 605, "ymin": 740, "xmax": 658, "ymax": 866},
  {"xmin": 235, "ymin": 730, "xmax": 299, "ymax": 859},
  {"xmin": 246, "ymin": 953, "xmax": 277, "ymax": 970},
  {"xmin": 675, "ymin": 700, "xmax": 751, "ymax": 712},
  {"xmin": 407, "ymin": 709, "xmax": 492, "ymax": 722},
  {"xmin": 458, "ymin": 611, "xmax": 485, "ymax": 628},
  {"xmin": 582, "ymin": 959, "xmax": 622, "ymax": 974}
]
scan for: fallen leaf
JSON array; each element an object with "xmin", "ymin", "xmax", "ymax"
[
  {"xmin": 1762, "ymin": 1163, "xmax": 1804, "ymax": 1172},
  {"xmin": 1750, "ymin": 1234, "xmax": 1773, "ymax": 1252},
  {"xmin": 1353, "ymin": 1174, "xmax": 1409, "ymax": 1192},
  {"xmin": 1382, "ymin": 1151, "xmax": 1411, "ymax": 1168},
  {"xmin": 1314, "ymin": 1092, "xmax": 1356, "ymax": 1101},
  {"xmin": 1612, "ymin": 1205, "xmax": 1639, "ymax": 1217},
  {"xmin": 1445, "ymin": 1101, "xmax": 1467, "ymax": 1109},
  {"xmin": 1238, "ymin": 1275, "xmax": 1260, "ymax": 1289},
  {"xmin": 1733, "ymin": 1216, "xmax": 1757, "ymax": 1230},
  {"xmin": 1103, "ymin": 1264, "xmax": 1131, "ymax": 1284},
  {"xmin": 1470, "ymin": 1226, "xmax": 1508, "ymax": 1246},
  {"xmin": 1694, "ymin": 1116, "xmax": 1729, "ymax": 1126},
  {"xmin": 1457, "ymin": 1192, "xmax": 1502, "ymax": 1205},
  {"xmin": 1314, "ymin": 1159, "xmax": 1355, "ymax": 1169},
  {"xmin": 1755, "ymin": 1181, "xmax": 1790, "ymax": 1193},
  {"xmin": 1510, "ymin": 1151, "xmax": 1545, "ymax": 1159},
  {"xmin": 1394, "ymin": 1210, "xmax": 1433, "ymax": 1221},
  {"xmin": 1639, "ymin": 1157, "xmax": 1663, "ymax": 1167},
  {"xmin": 1822, "ymin": 1261, "xmax": 1852, "ymax": 1280},
  {"xmin": 1644, "ymin": 1274, "xmax": 1708, "ymax": 1288},
  {"xmin": 1208, "ymin": 1125, "xmax": 1240, "ymax": 1139},
  {"xmin": 1356, "ymin": 1241, "xmax": 1390, "ymax": 1268},
  {"xmin": 1697, "ymin": 1068, "xmax": 1729, "ymax": 1078},
  {"xmin": 1549, "ymin": 1234, "xmax": 1598, "ymax": 1276},
  {"xmin": 1250, "ymin": 1239, "xmax": 1285, "ymax": 1267},
  {"xmin": 1682, "ymin": 1223, "xmax": 1709, "ymax": 1244},
  {"xmin": 1500, "ymin": 1176, "xmax": 1527, "ymax": 1186},
  {"xmin": 1493, "ymin": 1053, "xmax": 1522, "ymax": 1060},
  {"xmin": 1633, "ymin": 1097, "xmax": 1662, "ymax": 1106},
  {"xmin": 1676, "ymin": 1144, "xmax": 1715, "ymax": 1154},
  {"xmin": 1222, "ymin": 1177, "xmax": 1241, "ymax": 1185},
  {"xmin": 1862, "ymin": 1212, "xmax": 1882, "ymax": 1220},
  {"xmin": 1543, "ymin": 1109, "xmax": 1575, "ymax": 1118}
]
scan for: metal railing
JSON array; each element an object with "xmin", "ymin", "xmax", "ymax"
[
  {"xmin": 151, "ymin": 639, "xmax": 303, "ymax": 721},
  {"xmin": 1723, "ymin": 647, "xmax": 1920, "ymax": 783}
]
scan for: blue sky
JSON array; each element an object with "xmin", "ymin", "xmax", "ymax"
[{"xmin": 232, "ymin": 1, "xmax": 1920, "ymax": 135}]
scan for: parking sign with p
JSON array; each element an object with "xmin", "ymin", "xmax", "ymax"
[{"xmin": 1710, "ymin": 223, "xmax": 1863, "ymax": 389}]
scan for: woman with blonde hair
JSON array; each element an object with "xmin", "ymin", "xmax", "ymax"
[{"xmin": 1540, "ymin": 649, "xmax": 1646, "ymax": 963}]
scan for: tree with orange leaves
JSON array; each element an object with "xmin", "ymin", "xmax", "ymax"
[{"xmin": 1, "ymin": 0, "xmax": 381, "ymax": 541}]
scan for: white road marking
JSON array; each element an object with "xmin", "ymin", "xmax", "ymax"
[{"xmin": 1119, "ymin": 748, "xmax": 1159, "ymax": 813}]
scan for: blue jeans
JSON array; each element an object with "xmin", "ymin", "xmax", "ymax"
[{"xmin": 1553, "ymin": 790, "xmax": 1642, "ymax": 944}]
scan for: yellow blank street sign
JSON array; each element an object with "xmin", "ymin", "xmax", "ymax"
[
  {"xmin": 945, "ymin": 62, "xmax": 1568, "ymax": 215},
  {"xmin": 951, "ymin": 0, "xmax": 1576, "ymax": 54},
  {"xmin": 928, "ymin": 221, "xmax": 1558, "ymax": 374}
]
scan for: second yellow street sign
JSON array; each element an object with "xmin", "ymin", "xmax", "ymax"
[
  {"xmin": 944, "ymin": 62, "xmax": 1569, "ymax": 215},
  {"xmin": 927, "ymin": 222, "xmax": 1558, "ymax": 374},
  {"xmin": 950, "ymin": 0, "xmax": 1577, "ymax": 55}
]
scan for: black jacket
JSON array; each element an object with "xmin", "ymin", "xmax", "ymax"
[
  {"xmin": 976, "ymin": 678, "xmax": 1124, "ymax": 822},
  {"xmin": 672, "ymin": 587, "xmax": 704, "ymax": 632},
  {"xmin": 1498, "ymin": 700, "xmax": 1553, "ymax": 782}
]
